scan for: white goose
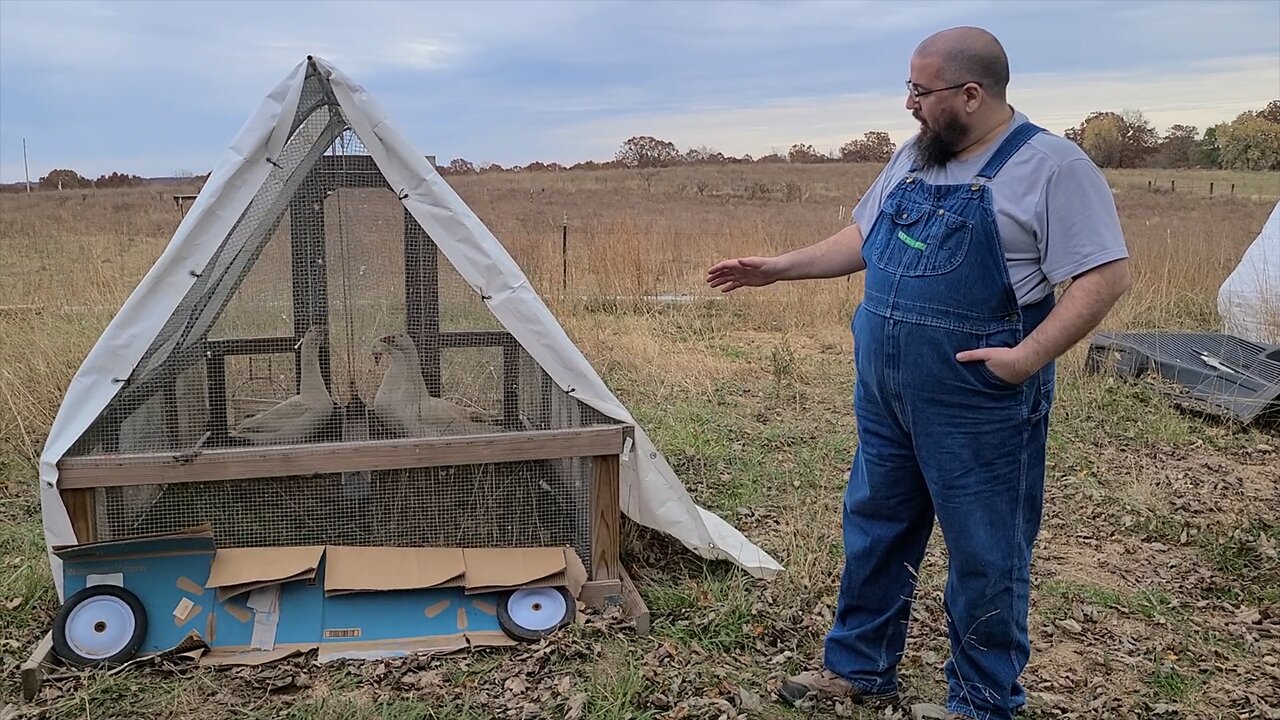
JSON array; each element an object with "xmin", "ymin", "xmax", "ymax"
[
  {"xmin": 370, "ymin": 332, "xmax": 497, "ymax": 437},
  {"xmin": 232, "ymin": 324, "xmax": 334, "ymax": 444}
]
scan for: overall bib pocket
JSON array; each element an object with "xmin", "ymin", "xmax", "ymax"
[{"xmin": 871, "ymin": 195, "xmax": 973, "ymax": 277}]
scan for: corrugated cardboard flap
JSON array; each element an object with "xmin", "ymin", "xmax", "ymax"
[
  {"xmin": 324, "ymin": 547, "xmax": 465, "ymax": 595},
  {"xmin": 53, "ymin": 524, "xmax": 215, "ymax": 561},
  {"xmin": 198, "ymin": 644, "xmax": 315, "ymax": 667},
  {"xmin": 462, "ymin": 547, "xmax": 585, "ymax": 596},
  {"xmin": 317, "ymin": 634, "xmax": 471, "ymax": 663},
  {"xmin": 206, "ymin": 546, "xmax": 324, "ymax": 601}
]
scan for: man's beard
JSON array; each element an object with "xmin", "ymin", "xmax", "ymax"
[{"xmin": 913, "ymin": 109, "xmax": 969, "ymax": 168}]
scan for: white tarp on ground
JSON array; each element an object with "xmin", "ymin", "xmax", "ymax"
[
  {"xmin": 1219, "ymin": 200, "xmax": 1280, "ymax": 345},
  {"xmin": 38, "ymin": 57, "xmax": 782, "ymax": 599}
]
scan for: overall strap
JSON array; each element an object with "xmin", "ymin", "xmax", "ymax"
[{"xmin": 976, "ymin": 121, "xmax": 1045, "ymax": 179}]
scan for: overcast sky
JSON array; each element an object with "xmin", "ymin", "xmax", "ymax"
[{"xmin": 1, "ymin": 0, "xmax": 1277, "ymax": 182}]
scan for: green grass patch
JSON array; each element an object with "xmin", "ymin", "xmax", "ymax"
[
  {"xmin": 262, "ymin": 697, "xmax": 493, "ymax": 720},
  {"xmin": 1038, "ymin": 580, "xmax": 1181, "ymax": 623},
  {"xmin": 648, "ymin": 567, "xmax": 759, "ymax": 654},
  {"xmin": 47, "ymin": 671, "xmax": 192, "ymax": 719},
  {"xmin": 1050, "ymin": 375, "xmax": 1198, "ymax": 455},
  {"xmin": 1196, "ymin": 524, "xmax": 1280, "ymax": 580},
  {"xmin": 584, "ymin": 648, "xmax": 659, "ymax": 720},
  {"xmin": 0, "ymin": 452, "xmax": 57, "ymax": 641},
  {"xmin": 1148, "ymin": 663, "xmax": 1201, "ymax": 703},
  {"xmin": 1131, "ymin": 588, "xmax": 1178, "ymax": 621}
]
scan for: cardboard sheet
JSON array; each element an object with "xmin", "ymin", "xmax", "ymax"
[
  {"xmin": 206, "ymin": 546, "xmax": 323, "ymax": 601},
  {"xmin": 316, "ymin": 634, "xmax": 469, "ymax": 663},
  {"xmin": 324, "ymin": 547, "xmax": 464, "ymax": 595},
  {"xmin": 463, "ymin": 547, "xmax": 586, "ymax": 596},
  {"xmin": 248, "ymin": 585, "xmax": 281, "ymax": 651},
  {"xmin": 199, "ymin": 645, "xmax": 312, "ymax": 667},
  {"xmin": 57, "ymin": 533, "xmax": 592, "ymax": 666},
  {"xmin": 462, "ymin": 548, "xmax": 566, "ymax": 592},
  {"xmin": 53, "ymin": 526, "xmax": 215, "ymax": 562}
]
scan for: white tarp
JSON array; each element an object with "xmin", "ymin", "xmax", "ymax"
[
  {"xmin": 1218, "ymin": 200, "xmax": 1280, "ymax": 345},
  {"xmin": 38, "ymin": 57, "xmax": 782, "ymax": 599}
]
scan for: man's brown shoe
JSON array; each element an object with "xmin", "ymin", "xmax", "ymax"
[{"xmin": 777, "ymin": 669, "xmax": 898, "ymax": 705}]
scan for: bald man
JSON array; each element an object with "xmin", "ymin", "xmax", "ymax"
[{"xmin": 707, "ymin": 27, "xmax": 1131, "ymax": 720}]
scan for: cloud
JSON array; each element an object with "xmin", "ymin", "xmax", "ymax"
[
  {"xmin": 547, "ymin": 53, "xmax": 1280, "ymax": 161},
  {"xmin": 0, "ymin": 0, "xmax": 1277, "ymax": 179}
]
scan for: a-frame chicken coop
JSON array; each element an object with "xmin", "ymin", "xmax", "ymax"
[
  {"xmin": 43, "ymin": 57, "xmax": 648, "ymax": 610},
  {"xmin": 37, "ymin": 57, "xmax": 780, "ymax": 645}
]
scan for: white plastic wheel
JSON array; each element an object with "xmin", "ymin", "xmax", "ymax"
[
  {"xmin": 505, "ymin": 587, "xmax": 569, "ymax": 632},
  {"xmin": 62, "ymin": 595, "xmax": 138, "ymax": 660}
]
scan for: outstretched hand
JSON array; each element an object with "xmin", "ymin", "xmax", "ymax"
[{"xmin": 706, "ymin": 256, "xmax": 783, "ymax": 293}]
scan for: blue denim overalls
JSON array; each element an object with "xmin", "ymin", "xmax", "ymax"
[{"xmin": 825, "ymin": 122, "xmax": 1056, "ymax": 720}]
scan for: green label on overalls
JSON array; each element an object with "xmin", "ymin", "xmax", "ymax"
[{"xmin": 897, "ymin": 230, "xmax": 926, "ymax": 250}]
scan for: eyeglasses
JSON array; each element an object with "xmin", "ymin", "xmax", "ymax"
[{"xmin": 906, "ymin": 80, "xmax": 981, "ymax": 100}]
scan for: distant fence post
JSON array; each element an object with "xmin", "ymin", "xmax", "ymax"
[
  {"xmin": 1171, "ymin": 180, "xmax": 1176, "ymax": 192},
  {"xmin": 1210, "ymin": 182, "xmax": 1214, "ymax": 196},
  {"xmin": 561, "ymin": 211, "xmax": 568, "ymax": 292},
  {"xmin": 1231, "ymin": 183, "xmax": 1236, "ymax": 194},
  {"xmin": 1148, "ymin": 179, "xmax": 1152, "ymax": 192}
]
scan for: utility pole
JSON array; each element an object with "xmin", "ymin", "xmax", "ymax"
[{"xmin": 23, "ymin": 138, "xmax": 31, "ymax": 193}]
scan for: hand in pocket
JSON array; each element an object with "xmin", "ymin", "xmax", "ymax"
[{"xmin": 955, "ymin": 346, "xmax": 1036, "ymax": 385}]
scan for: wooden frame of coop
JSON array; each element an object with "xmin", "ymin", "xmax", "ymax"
[{"xmin": 52, "ymin": 154, "xmax": 649, "ymax": 628}]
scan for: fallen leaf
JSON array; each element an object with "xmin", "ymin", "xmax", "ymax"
[
  {"xmin": 4, "ymin": 598, "xmax": 20, "ymax": 611},
  {"xmin": 1236, "ymin": 608, "xmax": 1263, "ymax": 625},
  {"xmin": 564, "ymin": 692, "xmax": 588, "ymax": 720},
  {"xmin": 737, "ymin": 687, "xmax": 764, "ymax": 713},
  {"xmin": 555, "ymin": 675, "xmax": 573, "ymax": 696},
  {"xmin": 1055, "ymin": 619, "xmax": 1083, "ymax": 634}
]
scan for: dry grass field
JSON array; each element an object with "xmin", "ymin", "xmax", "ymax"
[{"xmin": 0, "ymin": 163, "xmax": 1278, "ymax": 719}]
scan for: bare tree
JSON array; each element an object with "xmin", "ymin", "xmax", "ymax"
[{"xmin": 616, "ymin": 136, "xmax": 680, "ymax": 168}]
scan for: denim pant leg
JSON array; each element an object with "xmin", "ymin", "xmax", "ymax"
[
  {"xmin": 824, "ymin": 323, "xmax": 933, "ymax": 694},
  {"xmin": 911, "ymin": 361, "xmax": 1050, "ymax": 720}
]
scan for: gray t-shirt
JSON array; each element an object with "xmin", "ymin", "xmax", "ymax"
[{"xmin": 853, "ymin": 110, "xmax": 1129, "ymax": 305}]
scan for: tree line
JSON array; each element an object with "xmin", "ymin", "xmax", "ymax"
[
  {"xmin": 438, "ymin": 130, "xmax": 897, "ymax": 175},
  {"xmin": 1064, "ymin": 100, "xmax": 1279, "ymax": 171},
  {"xmin": 440, "ymin": 100, "xmax": 1279, "ymax": 175},
  {"xmin": 7, "ymin": 101, "xmax": 1275, "ymax": 192},
  {"xmin": 0, "ymin": 169, "xmax": 212, "ymax": 193}
]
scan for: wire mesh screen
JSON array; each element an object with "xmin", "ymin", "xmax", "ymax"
[
  {"xmin": 67, "ymin": 64, "xmax": 617, "ymax": 461},
  {"xmin": 92, "ymin": 458, "xmax": 594, "ymax": 569},
  {"xmin": 64, "ymin": 61, "xmax": 620, "ymax": 564}
]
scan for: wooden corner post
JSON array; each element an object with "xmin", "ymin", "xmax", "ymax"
[
  {"xmin": 584, "ymin": 432, "xmax": 650, "ymax": 634},
  {"xmin": 590, "ymin": 452, "xmax": 621, "ymax": 582},
  {"xmin": 62, "ymin": 488, "xmax": 98, "ymax": 544}
]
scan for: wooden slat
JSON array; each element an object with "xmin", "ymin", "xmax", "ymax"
[
  {"xmin": 206, "ymin": 345, "xmax": 229, "ymax": 440},
  {"xmin": 619, "ymin": 567, "xmax": 650, "ymax": 635},
  {"xmin": 501, "ymin": 341, "xmax": 520, "ymax": 427},
  {"xmin": 207, "ymin": 332, "xmax": 512, "ymax": 355},
  {"xmin": 578, "ymin": 579, "xmax": 622, "ymax": 608},
  {"xmin": 62, "ymin": 488, "xmax": 97, "ymax": 543},
  {"xmin": 591, "ymin": 454, "xmax": 621, "ymax": 582},
  {"xmin": 21, "ymin": 631, "xmax": 53, "ymax": 701},
  {"xmin": 57, "ymin": 426, "xmax": 628, "ymax": 489},
  {"xmin": 206, "ymin": 332, "xmax": 512, "ymax": 354},
  {"xmin": 405, "ymin": 209, "xmax": 442, "ymax": 397}
]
